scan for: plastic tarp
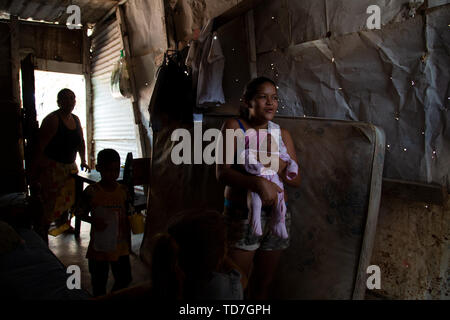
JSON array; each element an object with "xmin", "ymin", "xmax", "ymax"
[{"xmin": 248, "ymin": 1, "xmax": 450, "ymax": 186}]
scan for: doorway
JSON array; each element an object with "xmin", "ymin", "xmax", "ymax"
[{"xmin": 33, "ymin": 70, "xmax": 87, "ymax": 167}]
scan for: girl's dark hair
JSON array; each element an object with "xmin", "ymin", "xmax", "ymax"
[
  {"xmin": 239, "ymin": 76, "xmax": 277, "ymax": 120},
  {"xmin": 151, "ymin": 209, "xmax": 227, "ymax": 299}
]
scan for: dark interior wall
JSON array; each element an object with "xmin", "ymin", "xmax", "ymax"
[
  {"xmin": 0, "ymin": 22, "xmax": 12, "ymax": 100},
  {"xmin": 217, "ymin": 15, "xmax": 251, "ymax": 113},
  {"xmin": 168, "ymin": 1, "xmax": 448, "ymax": 188},
  {"xmin": 0, "ymin": 99, "xmax": 26, "ymax": 194},
  {"xmin": 0, "ymin": 22, "xmax": 25, "ymax": 193},
  {"xmin": 169, "ymin": 0, "xmax": 449, "ymax": 187},
  {"xmin": 133, "ymin": 1, "xmax": 449, "ymax": 299},
  {"xmin": 0, "ymin": 20, "xmax": 84, "ymax": 195},
  {"xmin": 252, "ymin": 1, "xmax": 449, "ymax": 187},
  {"xmin": 122, "ymin": 0, "xmax": 248, "ymax": 154}
]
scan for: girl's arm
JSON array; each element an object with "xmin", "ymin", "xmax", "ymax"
[
  {"xmin": 279, "ymin": 128, "xmax": 301, "ymax": 188},
  {"xmin": 216, "ymin": 119, "xmax": 282, "ymax": 207}
]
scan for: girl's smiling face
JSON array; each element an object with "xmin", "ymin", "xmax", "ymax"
[{"xmin": 247, "ymin": 82, "xmax": 279, "ymax": 122}]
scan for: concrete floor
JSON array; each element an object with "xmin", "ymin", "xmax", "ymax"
[
  {"xmin": 47, "ymin": 220, "xmax": 383, "ymax": 300},
  {"xmin": 48, "ymin": 219, "xmax": 150, "ymax": 296}
]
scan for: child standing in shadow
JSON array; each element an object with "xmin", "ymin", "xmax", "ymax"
[
  {"xmin": 75, "ymin": 148, "xmax": 133, "ymax": 296},
  {"xmin": 151, "ymin": 209, "xmax": 247, "ymax": 300}
]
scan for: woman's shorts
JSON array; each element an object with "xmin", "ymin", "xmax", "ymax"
[{"xmin": 223, "ymin": 199, "xmax": 291, "ymax": 251}]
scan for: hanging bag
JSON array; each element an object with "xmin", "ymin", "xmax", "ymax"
[{"xmin": 111, "ymin": 50, "xmax": 132, "ymax": 99}]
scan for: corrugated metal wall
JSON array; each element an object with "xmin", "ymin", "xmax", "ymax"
[{"xmin": 90, "ymin": 18, "xmax": 138, "ymax": 165}]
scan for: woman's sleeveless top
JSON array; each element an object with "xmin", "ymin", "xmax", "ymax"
[{"xmin": 44, "ymin": 113, "xmax": 82, "ymax": 164}]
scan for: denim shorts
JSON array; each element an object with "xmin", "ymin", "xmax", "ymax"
[{"xmin": 223, "ymin": 199, "xmax": 291, "ymax": 251}]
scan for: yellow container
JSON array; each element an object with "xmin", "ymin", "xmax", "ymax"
[
  {"xmin": 48, "ymin": 222, "xmax": 71, "ymax": 237},
  {"xmin": 129, "ymin": 213, "xmax": 145, "ymax": 234}
]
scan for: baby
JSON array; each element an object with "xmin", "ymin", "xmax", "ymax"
[{"xmin": 241, "ymin": 129, "xmax": 298, "ymax": 239}]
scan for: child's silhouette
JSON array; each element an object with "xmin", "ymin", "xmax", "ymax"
[
  {"xmin": 75, "ymin": 149, "xmax": 133, "ymax": 296},
  {"xmin": 151, "ymin": 209, "xmax": 247, "ymax": 300}
]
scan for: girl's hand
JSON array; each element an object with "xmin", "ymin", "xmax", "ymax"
[{"xmin": 255, "ymin": 177, "xmax": 282, "ymax": 207}]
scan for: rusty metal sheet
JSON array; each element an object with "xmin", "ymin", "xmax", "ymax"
[{"xmin": 0, "ymin": 0, "xmax": 119, "ymax": 25}]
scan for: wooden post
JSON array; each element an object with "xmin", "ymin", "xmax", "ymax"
[
  {"xmin": 245, "ymin": 10, "xmax": 257, "ymax": 79},
  {"xmin": 213, "ymin": 0, "xmax": 265, "ymax": 31},
  {"xmin": 9, "ymin": 16, "xmax": 26, "ymax": 192},
  {"xmin": 10, "ymin": 16, "xmax": 20, "ymax": 105},
  {"xmin": 82, "ymin": 26, "xmax": 95, "ymax": 168},
  {"xmin": 21, "ymin": 54, "xmax": 38, "ymax": 188}
]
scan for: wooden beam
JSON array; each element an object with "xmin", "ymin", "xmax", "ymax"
[
  {"xmin": 10, "ymin": 15, "xmax": 20, "ymax": 105},
  {"xmin": 245, "ymin": 10, "xmax": 257, "ymax": 79},
  {"xmin": 213, "ymin": 0, "xmax": 265, "ymax": 31},
  {"xmin": 35, "ymin": 58, "xmax": 83, "ymax": 74},
  {"xmin": 97, "ymin": 0, "xmax": 128, "ymax": 26},
  {"xmin": 382, "ymin": 178, "xmax": 448, "ymax": 205},
  {"xmin": 82, "ymin": 26, "xmax": 95, "ymax": 167},
  {"xmin": 8, "ymin": 16, "xmax": 26, "ymax": 192},
  {"xmin": 21, "ymin": 54, "xmax": 38, "ymax": 189}
]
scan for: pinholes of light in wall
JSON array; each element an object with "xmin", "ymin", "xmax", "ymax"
[{"xmin": 261, "ymin": 7, "xmax": 425, "ymax": 153}]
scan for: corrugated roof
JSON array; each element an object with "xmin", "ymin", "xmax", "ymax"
[{"xmin": 0, "ymin": 0, "xmax": 121, "ymax": 26}]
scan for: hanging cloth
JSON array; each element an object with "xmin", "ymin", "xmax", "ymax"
[{"xmin": 187, "ymin": 19, "xmax": 225, "ymax": 107}]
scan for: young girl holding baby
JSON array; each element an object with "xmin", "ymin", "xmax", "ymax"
[{"xmin": 216, "ymin": 77, "xmax": 301, "ymax": 299}]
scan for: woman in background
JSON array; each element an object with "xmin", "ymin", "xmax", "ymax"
[{"xmin": 31, "ymin": 88, "xmax": 89, "ymax": 242}]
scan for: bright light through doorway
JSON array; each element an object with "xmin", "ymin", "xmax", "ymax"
[{"xmin": 34, "ymin": 70, "xmax": 87, "ymax": 166}]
